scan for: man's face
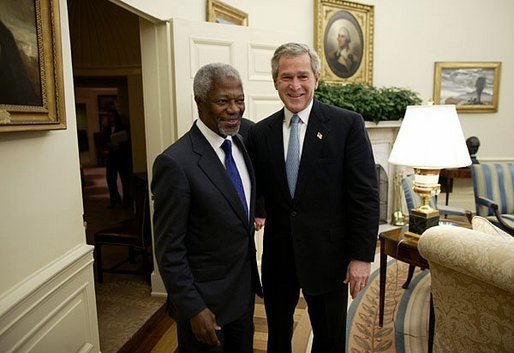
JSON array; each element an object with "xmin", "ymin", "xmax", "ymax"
[
  {"xmin": 337, "ymin": 31, "xmax": 349, "ymax": 49},
  {"xmin": 196, "ymin": 76, "xmax": 245, "ymax": 137},
  {"xmin": 274, "ymin": 53, "xmax": 320, "ymax": 114}
]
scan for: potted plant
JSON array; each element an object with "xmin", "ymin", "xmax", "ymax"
[{"xmin": 314, "ymin": 81, "xmax": 422, "ymax": 123}]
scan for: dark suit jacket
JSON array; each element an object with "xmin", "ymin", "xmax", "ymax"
[
  {"xmin": 246, "ymin": 99, "xmax": 379, "ymax": 295},
  {"xmin": 238, "ymin": 118, "xmax": 254, "ymax": 139},
  {"xmin": 152, "ymin": 122, "xmax": 261, "ymax": 325}
]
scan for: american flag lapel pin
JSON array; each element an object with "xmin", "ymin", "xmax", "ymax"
[{"xmin": 317, "ymin": 132, "xmax": 323, "ymax": 140}]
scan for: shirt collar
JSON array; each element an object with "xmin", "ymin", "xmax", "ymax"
[
  {"xmin": 284, "ymin": 99, "xmax": 314, "ymax": 126},
  {"xmin": 196, "ymin": 118, "xmax": 231, "ymax": 150}
]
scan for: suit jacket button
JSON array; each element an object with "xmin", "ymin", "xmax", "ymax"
[{"xmin": 291, "ymin": 211, "xmax": 297, "ymax": 217}]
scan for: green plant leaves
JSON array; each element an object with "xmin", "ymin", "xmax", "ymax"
[{"xmin": 314, "ymin": 81, "xmax": 422, "ymax": 123}]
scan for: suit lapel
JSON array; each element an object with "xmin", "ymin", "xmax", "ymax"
[{"xmin": 190, "ymin": 125, "xmax": 249, "ymax": 226}]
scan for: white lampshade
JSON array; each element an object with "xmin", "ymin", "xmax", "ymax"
[{"xmin": 388, "ymin": 105, "xmax": 472, "ymax": 169}]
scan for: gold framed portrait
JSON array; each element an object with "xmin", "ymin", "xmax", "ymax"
[
  {"xmin": 315, "ymin": 0, "xmax": 374, "ymax": 85},
  {"xmin": 0, "ymin": 0, "xmax": 66, "ymax": 132},
  {"xmin": 207, "ymin": 0, "xmax": 248, "ymax": 26},
  {"xmin": 433, "ymin": 62, "xmax": 501, "ymax": 113}
]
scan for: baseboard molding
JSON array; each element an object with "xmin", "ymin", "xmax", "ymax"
[{"xmin": 0, "ymin": 244, "xmax": 100, "ymax": 353}]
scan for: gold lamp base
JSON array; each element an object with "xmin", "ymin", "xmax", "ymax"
[{"xmin": 405, "ymin": 168, "xmax": 442, "ymax": 239}]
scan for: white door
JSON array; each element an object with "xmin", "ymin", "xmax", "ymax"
[{"xmin": 171, "ymin": 17, "xmax": 298, "ymax": 137}]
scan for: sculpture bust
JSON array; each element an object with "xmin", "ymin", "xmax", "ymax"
[{"xmin": 466, "ymin": 136, "xmax": 480, "ymax": 164}]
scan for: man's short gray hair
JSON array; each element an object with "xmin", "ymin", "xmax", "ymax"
[
  {"xmin": 271, "ymin": 42, "xmax": 321, "ymax": 80},
  {"xmin": 193, "ymin": 63, "xmax": 242, "ymax": 101}
]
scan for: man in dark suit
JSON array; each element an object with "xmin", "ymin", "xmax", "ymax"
[
  {"xmin": 246, "ymin": 43, "xmax": 379, "ymax": 353},
  {"xmin": 152, "ymin": 63, "xmax": 261, "ymax": 352}
]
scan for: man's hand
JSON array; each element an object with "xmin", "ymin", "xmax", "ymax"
[
  {"xmin": 344, "ymin": 260, "xmax": 371, "ymax": 299},
  {"xmin": 190, "ymin": 308, "xmax": 221, "ymax": 346},
  {"xmin": 255, "ymin": 217, "xmax": 266, "ymax": 231}
]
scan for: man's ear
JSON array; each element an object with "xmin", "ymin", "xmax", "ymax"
[
  {"xmin": 273, "ymin": 79, "xmax": 278, "ymax": 90},
  {"xmin": 194, "ymin": 96, "xmax": 203, "ymax": 112},
  {"xmin": 314, "ymin": 73, "xmax": 320, "ymax": 89}
]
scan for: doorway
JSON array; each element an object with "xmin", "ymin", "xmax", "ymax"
[{"xmin": 67, "ymin": 0, "xmax": 154, "ymax": 351}]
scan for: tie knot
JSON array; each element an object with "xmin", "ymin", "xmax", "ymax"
[
  {"xmin": 221, "ymin": 139, "xmax": 232, "ymax": 154},
  {"xmin": 291, "ymin": 115, "xmax": 300, "ymax": 125}
]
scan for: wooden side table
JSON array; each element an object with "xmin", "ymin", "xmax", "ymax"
[{"xmin": 378, "ymin": 227, "xmax": 434, "ymax": 353}]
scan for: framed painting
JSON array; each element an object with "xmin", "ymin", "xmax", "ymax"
[
  {"xmin": 97, "ymin": 94, "xmax": 117, "ymax": 129},
  {"xmin": 433, "ymin": 62, "xmax": 501, "ymax": 113},
  {"xmin": 0, "ymin": 0, "xmax": 65, "ymax": 132},
  {"xmin": 315, "ymin": 0, "xmax": 374, "ymax": 85},
  {"xmin": 207, "ymin": 0, "xmax": 248, "ymax": 26}
]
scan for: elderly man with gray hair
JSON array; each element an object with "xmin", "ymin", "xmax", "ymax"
[{"xmin": 152, "ymin": 63, "xmax": 261, "ymax": 352}]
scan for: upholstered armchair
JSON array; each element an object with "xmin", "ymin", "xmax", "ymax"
[
  {"xmin": 418, "ymin": 224, "xmax": 514, "ymax": 353},
  {"xmin": 471, "ymin": 163, "xmax": 514, "ymax": 235}
]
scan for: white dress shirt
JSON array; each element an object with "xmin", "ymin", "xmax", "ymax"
[
  {"xmin": 196, "ymin": 119, "xmax": 251, "ymax": 214},
  {"xmin": 282, "ymin": 99, "xmax": 314, "ymax": 161}
]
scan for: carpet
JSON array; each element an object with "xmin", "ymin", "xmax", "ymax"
[
  {"xmin": 346, "ymin": 260, "xmax": 430, "ymax": 353},
  {"xmin": 95, "ymin": 273, "xmax": 166, "ymax": 353}
]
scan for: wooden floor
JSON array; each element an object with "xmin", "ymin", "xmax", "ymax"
[
  {"xmin": 82, "ymin": 166, "xmax": 311, "ymax": 352},
  {"xmin": 127, "ymin": 296, "xmax": 310, "ymax": 353}
]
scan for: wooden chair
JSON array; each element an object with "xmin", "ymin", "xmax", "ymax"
[
  {"xmin": 94, "ymin": 173, "xmax": 152, "ymax": 282},
  {"xmin": 471, "ymin": 163, "xmax": 514, "ymax": 236}
]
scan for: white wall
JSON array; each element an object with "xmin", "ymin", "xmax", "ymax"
[
  {"xmin": 371, "ymin": 0, "xmax": 514, "ymax": 162},
  {"xmin": 0, "ymin": 0, "xmax": 100, "ymax": 351},
  {"xmin": 123, "ymin": 0, "xmax": 514, "ymax": 162},
  {"xmin": 0, "ymin": 1, "xmax": 84, "ymax": 296}
]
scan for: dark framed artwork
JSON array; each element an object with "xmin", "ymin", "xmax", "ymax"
[
  {"xmin": 315, "ymin": 0, "xmax": 374, "ymax": 85},
  {"xmin": 0, "ymin": 0, "xmax": 66, "ymax": 132},
  {"xmin": 433, "ymin": 62, "xmax": 501, "ymax": 113},
  {"xmin": 207, "ymin": 0, "xmax": 248, "ymax": 26}
]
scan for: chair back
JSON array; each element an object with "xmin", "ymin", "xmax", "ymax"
[
  {"xmin": 401, "ymin": 174, "xmax": 437, "ymax": 210},
  {"xmin": 471, "ymin": 163, "xmax": 514, "ymax": 217}
]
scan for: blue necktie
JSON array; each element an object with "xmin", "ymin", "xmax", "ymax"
[
  {"xmin": 286, "ymin": 115, "xmax": 300, "ymax": 197},
  {"xmin": 221, "ymin": 139, "xmax": 248, "ymax": 217}
]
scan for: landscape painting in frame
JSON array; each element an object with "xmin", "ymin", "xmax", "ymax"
[
  {"xmin": 0, "ymin": 0, "xmax": 65, "ymax": 132},
  {"xmin": 315, "ymin": 0, "xmax": 374, "ymax": 85},
  {"xmin": 434, "ymin": 62, "xmax": 501, "ymax": 113},
  {"xmin": 207, "ymin": 0, "xmax": 248, "ymax": 26}
]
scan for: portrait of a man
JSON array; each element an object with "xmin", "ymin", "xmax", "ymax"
[
  {"xmin": 324, "ymin": 10, "xmax": 363, "ymax": 79},
  {"xmin": 0, "ymin": 0, "xmax": 41, "ymax": 107}
]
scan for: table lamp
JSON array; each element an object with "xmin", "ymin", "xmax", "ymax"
[{"xmin": 388, "ymin": 104, "xmax": 471, "ymax": 239}]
